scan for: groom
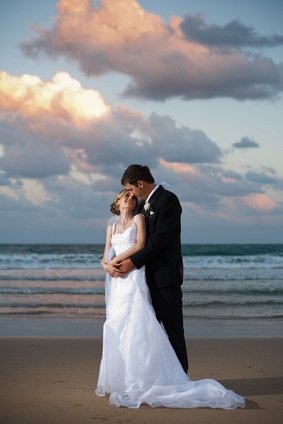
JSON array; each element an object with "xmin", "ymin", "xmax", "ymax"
[{"xmin": 112, "ymin": 164, "xmax": 188, "ymax": 373}]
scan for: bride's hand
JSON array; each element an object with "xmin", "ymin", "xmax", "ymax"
[
  {"xmin": 110, "ymin": 257, "xmax": 121, "ymax": 267},
  {"xmin": 107, "ymin": 262, "xmax": 125, "ymax": 277},
  {"xmin": 101, "ymin": 258, "xmax": 111, "ymax": 272}
]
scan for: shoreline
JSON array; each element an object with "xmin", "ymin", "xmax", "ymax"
[
  {"xmin": 1, "ymin": 337, "xmax": 282, "ymax": 424},
  {"xmin": 0, "ymin": 315, "xmax": 282, "ymax": 338}
]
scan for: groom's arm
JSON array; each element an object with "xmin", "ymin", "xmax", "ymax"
[{"xmin": 130, "ymin": 193, "xmax": 181, "ymax": 269}]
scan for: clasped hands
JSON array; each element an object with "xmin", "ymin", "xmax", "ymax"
[{"xmin": 106, "ymin": 257, "xmax": 135, "ymax": 278}]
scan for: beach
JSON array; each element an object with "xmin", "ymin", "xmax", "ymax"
[
  {"xmin": 1, "ymin": 336, "xmax": 283, "ymax": 424},
  {"xmin": 1, "ymin": 244, "xmax": 282, "ymax": 422}
]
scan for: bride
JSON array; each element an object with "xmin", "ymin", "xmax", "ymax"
[{"xmin": 95, "ymin": 189, "xmax": 245, "ymax": 409}]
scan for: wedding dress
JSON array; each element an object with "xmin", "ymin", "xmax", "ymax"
[{"xmin": 95, "ymin": 217, "xmax": 245, "ymax": 409}]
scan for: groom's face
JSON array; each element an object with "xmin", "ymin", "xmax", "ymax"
[{"xmin": 124, "ymin": 182, "xmax": 146, "ymax": 201}]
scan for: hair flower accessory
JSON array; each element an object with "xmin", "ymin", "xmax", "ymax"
[{"xmin": 144, "ymin": 202, "xmax": 150, "ymax": 212}]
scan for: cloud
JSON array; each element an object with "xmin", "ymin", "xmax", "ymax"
[
  {"xmin": 1, "ymin": 149, "xmax": 282, "ymax": 242},
  {"xmin": 180, "ymin": 15, "xmax": 283, "ymax": 48},
  {"xmin": 21, "ymin": 179, "xmax": 51, "ymax": 206},
  {"xmin": 155, "ymin": 161, "xmax": 282, "ymax": 222},
  {"xmin": 245, "ymin": 168, "xmax": 283, "ymax": 187},
  {"xmin": 0, "ymin": 175, "xmax": 51, "ymax": 207},
  {"xmin": 0, "ymin": 71, "xmax": 110, "ymax": 125},
  {"xmin": 233, "ymin": 137, "xmax": 260, "ymax": 149},
  {"xmin": 241, "ymin": 193, "xmax": 277, "ymax": 211},
  {"xmin": 0, "ymin": 69, "xmax": 282, "ymax": 241},
  {"xmin": 20, "ymin": 0, "xmax": 283, "ymax": 101},
  {"xmin": 0, "ymin": 71, "xmax": 222, "ymax": 178},
  {"xmin": 0, "ymin": 70, "xmax": 224, "ymax": 214},
  {"xmin": 148, "ymin": 114, "xmax": 221, "ymax": 163},
  {"xmin": 0, "ymin": 117, "xmax": 71, "ymax": 179},
  {"xmin": 0, "ymin": 185, "xmax": 19, "ymax": 200}
]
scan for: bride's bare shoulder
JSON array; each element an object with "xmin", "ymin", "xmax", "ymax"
[{"xmin": 134, "ymin": 213, "xmax": 145, "ymax": 223}]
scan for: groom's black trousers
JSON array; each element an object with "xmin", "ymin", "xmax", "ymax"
[{"xmin": 149, "ymin": 286, "xmax": 188, "ymax": 373}]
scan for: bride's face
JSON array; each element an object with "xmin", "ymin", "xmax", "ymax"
[{"xmin": 118, "ymin": 191, "xmax": 137, "ymax": 211}]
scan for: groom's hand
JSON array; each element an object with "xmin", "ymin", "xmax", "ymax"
[
  {"xmin": 118, "ymin": 258, "xmax": 135, "ymax": 274},
  {"xmin": 107, "ymin": 259, "xmax": 134, "ymax": 277}
]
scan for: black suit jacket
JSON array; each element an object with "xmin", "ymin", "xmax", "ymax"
[{"xmin": 130, "ymin": 186, "xmax": 183, "ymax": 289}]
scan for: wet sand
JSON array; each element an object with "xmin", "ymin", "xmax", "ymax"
[{"xmin": 0, "ymin": 337, "xmax": 282, "ymax": 424}]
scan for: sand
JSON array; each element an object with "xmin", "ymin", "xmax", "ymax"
[{"xmin": 0, "ymin": 337, "xmax": 282, "ymax": 424}]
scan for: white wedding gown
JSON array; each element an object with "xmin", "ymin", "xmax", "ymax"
[{"xmin": 95, "ymin": 218, "xmax": 245, "ymax": 409}]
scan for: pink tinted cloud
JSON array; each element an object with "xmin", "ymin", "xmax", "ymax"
[
  {"xmin": 159, "ymin": 158, "xmax": 196, "ymax": 175},
  {"xmin": 1, "ymin": 70, "xmax": 220, "ymax": 175},
  {"xmin": 21, "ymin": 0, "xmax": 283, "ymax": 100},
  {"xmin": 242, "ymin": 193, "xmax": 277, "ymax": 211},
  {"xmin": 0, "ymin": 71, "xmax": 110, "ymax": 126}
]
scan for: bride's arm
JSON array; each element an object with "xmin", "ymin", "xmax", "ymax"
[
  {"xmin": 110, "ymin": 214, "xmax": 146, "ymax": 265},
  {"xmin": 101, "ymin": 224, "xmax": 113, "ymax": 272}
]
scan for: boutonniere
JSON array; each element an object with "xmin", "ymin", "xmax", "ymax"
[{"xmin": 144, "ymin": 202, "xmax": 150, "ymax": 212}]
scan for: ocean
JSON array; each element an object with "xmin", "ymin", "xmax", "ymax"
[{"xmin": 0, "ymin": 244, "xmax": 282, "ymax": 323}]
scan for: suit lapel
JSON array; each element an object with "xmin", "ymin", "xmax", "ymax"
[
  {"xmin": 142, "ymin": 186, "xmax": 164, "ymax": 222},
  {"xmin": 147, "ymin": 185, "xmax": 164, "ymax": 206},
  {"xmin": 139, "ymin": 186, "xmax": 164, "ymax": 219}
]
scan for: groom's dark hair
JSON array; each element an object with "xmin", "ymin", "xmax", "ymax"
[{"xmin": 121, "ymin": 164, "xmax": 155, "ymax": 186}]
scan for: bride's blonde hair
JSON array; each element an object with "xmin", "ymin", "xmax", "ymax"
[{"xmin": 110, "ymin": 189, "xmax": 128, "ymax": 216}]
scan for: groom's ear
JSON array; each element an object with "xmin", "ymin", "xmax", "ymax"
[{"xmin": 137, "ymin": 180, "xmax": 144, "ymax": 188}]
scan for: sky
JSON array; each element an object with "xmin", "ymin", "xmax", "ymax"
[{"xmin": 0, "ymin": 0, "xmax": 283, "ymax": 244}]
